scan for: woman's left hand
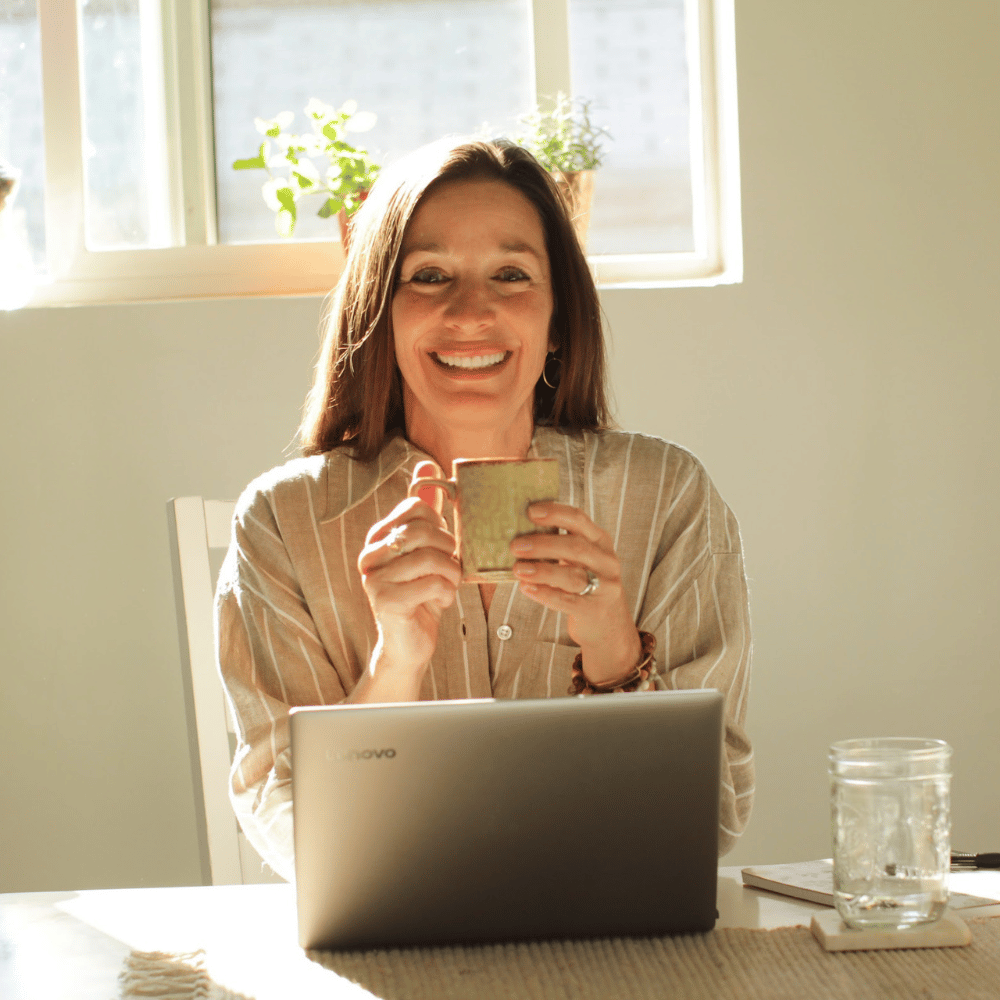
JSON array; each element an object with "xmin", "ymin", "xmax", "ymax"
[{"xmin": 511, "ymin": 502, "xmax": 642, "ymax": 685}]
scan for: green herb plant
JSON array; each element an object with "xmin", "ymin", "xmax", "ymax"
[
  {"xmin": 233, "ymin": 99, "xmax": 380, "ymax": 238},
  {"xmin": 516, "ymin": 93, "xmax": 611, "ymax": 172}
]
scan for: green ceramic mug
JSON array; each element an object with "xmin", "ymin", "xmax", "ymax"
[{"xmin": 409, "ymin": 457, "xmax": 559, "ymax": 582}]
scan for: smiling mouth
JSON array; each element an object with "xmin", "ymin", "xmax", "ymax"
[{"xmin": 431, "ymin": 351, "xmax": 511, "ymax": 372}]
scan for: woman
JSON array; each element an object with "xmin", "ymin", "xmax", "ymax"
[{"xmin": 216, "ymin": 138, "xmax": 753, "ymax": 883}]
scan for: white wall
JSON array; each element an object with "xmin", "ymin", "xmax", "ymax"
[{"xmin": 1, "ymin": 1, "xmax": 997, "ymax": 890}]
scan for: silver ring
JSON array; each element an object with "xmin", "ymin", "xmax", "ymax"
[
  {"xmin": 386, "ymin": 526, "xmax": 405, "ymax": 553},
  {"xmin": 577, "ymin": 570, "xmax": 600, "ymax": 597}
]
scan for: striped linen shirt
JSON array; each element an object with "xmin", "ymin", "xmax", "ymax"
[{"xmin": 215, "ymin": 426, "xmax": 754, "ymax": 882}]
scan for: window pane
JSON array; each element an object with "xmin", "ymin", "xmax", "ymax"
[
  {"xmin": 569, "ymin": 0, "xmax": 694, "ymax": 254},
  {"xmin": 212, "ymin": 0, "xmax": 534, "ymax": 244},
  {"xmin": 79, "ymin": 0, "xmax": 172, "ymax": 249},
  {"xmin": 0, "ymin": 0, "xmax": 46, "ymax": 288}
]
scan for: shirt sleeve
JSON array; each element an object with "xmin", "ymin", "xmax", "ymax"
[
  {"xmin": 214, "ymin": 483, "xmax": 348, "ymax": 882},
  {"xmin": 638, "ymin": 460, "xmax": 754, "ymax": 857}
]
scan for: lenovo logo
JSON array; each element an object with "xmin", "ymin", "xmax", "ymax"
[{"xmin": 327, "ymin": 748, "xmax": 397, "ymax": 762}]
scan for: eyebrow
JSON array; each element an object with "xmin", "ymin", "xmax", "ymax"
[
  {"xmin": 500, "ymin": 240, "xmax": 542, "ymax": 256},
  {"xmin": 400, "ymin": 240, "xmax": 544, "ymax": 259},
  {"xmin": 401, "ymin": 240, "xmax": 445, "ymax": 255}
]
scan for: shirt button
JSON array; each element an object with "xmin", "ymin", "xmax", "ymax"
[{"xmin": 497, "ymin": 625, "xmax": 513, "ymax": 641}]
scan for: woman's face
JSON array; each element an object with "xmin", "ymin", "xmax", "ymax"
[{"xmin": 391, "ymin": 178, "xmax": 554, "ymax": 451}]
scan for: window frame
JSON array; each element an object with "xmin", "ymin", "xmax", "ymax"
[{"xmin": 28, "ymin": 0, "xmax": 741, "ymax": 308}]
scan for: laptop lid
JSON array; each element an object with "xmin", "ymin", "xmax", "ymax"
[{"xmin": 291, "ymin": 689, "xmax": 722, "ymax": 950}]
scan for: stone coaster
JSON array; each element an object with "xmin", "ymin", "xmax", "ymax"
[{"xmin": 810, "ymin": 908, "xmax": 971, "ymax": 952}]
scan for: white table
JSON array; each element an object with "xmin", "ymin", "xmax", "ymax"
[{"xmin": 3, "ymin": 867, "xmax": 998, "ymax": 1000}]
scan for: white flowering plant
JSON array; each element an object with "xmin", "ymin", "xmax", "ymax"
[{"xmin": 233, "ymin": 98, "xmax": 380, "ymax": 237}]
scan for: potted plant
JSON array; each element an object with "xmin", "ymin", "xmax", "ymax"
[
  {"xmin": 516, "ymin": 94, "xmax": 610, "ymax": 250},
  {"xmin": 233, "ymin": 98, "xmax": 380, "ymax": 249},
  {"xmin": 0, "ymin": 159, "xmax": 35, "ymax": 311}
]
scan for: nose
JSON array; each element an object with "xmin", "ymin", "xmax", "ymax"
[{"xmin": 443, "ymin": 278, "xmax": 494, "ymax": 333}]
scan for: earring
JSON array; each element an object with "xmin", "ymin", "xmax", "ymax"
[{"xmin": 542, "ymin": 353, "xmax": 562, "ymax": 390}]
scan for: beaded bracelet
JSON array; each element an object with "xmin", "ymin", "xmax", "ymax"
[{"xmin": 568, "ymin": 631, "xmax": 657, "ymax": 696}]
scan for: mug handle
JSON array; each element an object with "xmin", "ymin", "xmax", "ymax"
[{"xmin": 408, "ymin": 477, "xmax": 455, "ymax": 502}]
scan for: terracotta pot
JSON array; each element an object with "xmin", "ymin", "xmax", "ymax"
[
  {"xmin": 336, "ymin": 187, "xmax": 371, "ymax": 254},
  {"xmin": 0, "ymin": 162, "xmax": 19, "ymax": 214},
  {"xmin": 550, "ymin": 169, "xmax": 595, "ymax": 251}
]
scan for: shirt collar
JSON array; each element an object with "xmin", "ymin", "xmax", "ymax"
[{"xmin": 321, "ymin": 431, "xmax": 424, "ymax": 522}]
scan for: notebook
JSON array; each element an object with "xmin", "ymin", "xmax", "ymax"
[{"xmin": 290, "ymin": 689, "xmax": 723, "ymax": 950}]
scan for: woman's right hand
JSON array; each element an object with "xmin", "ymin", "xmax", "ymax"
[{"xmin": 354, "ymin": 461, "xmax": 461, "ymax": 699}]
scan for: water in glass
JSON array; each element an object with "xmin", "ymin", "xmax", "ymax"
[{"xmin": 829, "ymin": 737, "xmax": 951, "ymax": 930}]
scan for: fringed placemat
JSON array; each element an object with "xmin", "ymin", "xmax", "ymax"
[
  {"xmin": 308, "ymin": 917, "xmax": 1000, "ymax": 1000},
  {"xmin": 119, "ymin": 949, "xmax": 254, "ymax": 1000}
]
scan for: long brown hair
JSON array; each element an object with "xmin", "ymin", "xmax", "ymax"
[{"xmin": 298, "ymin": 138, "xmax": 611, "ymax": 460}]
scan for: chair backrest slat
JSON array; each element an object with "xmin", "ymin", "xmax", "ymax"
[{"xmin": 168, "ymin": 497, "xmax": 241, "ymax": 885}]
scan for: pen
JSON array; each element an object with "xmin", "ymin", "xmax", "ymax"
[{"xmin": 951, "ymin": 852, "xmax": 1000, "ymax": 869}]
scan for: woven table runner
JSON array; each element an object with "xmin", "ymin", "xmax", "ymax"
[{"xmin": 311, "ymin": 918, "xmax": 1000, "ymax": 1000}]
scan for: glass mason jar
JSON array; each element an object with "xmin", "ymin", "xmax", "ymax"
[{"xmin": 829, "ymin": 737, "xmax": 952, "ymax": 930}]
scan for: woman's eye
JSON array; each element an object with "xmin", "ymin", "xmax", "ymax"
[
  {"xmin": 495, "ymin": 267, "xmax": 529, "ymax": 283},
  {"xmin": 410, "ymin": 268, "xmax": 448, "ymax": 284}
]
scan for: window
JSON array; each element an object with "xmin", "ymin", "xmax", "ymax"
[
  {"xmin": 212, "ymin": 0, "xmax": 536, "ymax": 244},
  {"xmin": 0, "ymin": 0, "xmax": 45, "ymax": 308},
  {"xmin": 6, "ymin": 0, "xmax": 740, "ymax": 308}
]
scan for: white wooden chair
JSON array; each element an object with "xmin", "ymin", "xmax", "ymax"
[{"xmin": 167, "ymin": 497, "xmax": 285, "ymax": 885}]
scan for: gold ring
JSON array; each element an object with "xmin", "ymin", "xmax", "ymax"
[
  {"xmin": 577, "ymin": 570, "xmax": 600, "ymax": 597},
  {"xmin": 386, "ymin": 527, "xmax": 405, "ymax": 553}
]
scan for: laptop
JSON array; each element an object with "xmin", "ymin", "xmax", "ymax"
[{"xmin": 290, "ymin": 689, "xmax": 723, "ymax": 950}]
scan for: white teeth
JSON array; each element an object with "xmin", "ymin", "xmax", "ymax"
[{"xmin": 434, "ymin": 351, "xmax": 506, "ymax": 369}]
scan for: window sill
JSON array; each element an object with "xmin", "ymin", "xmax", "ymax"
[{"xmin": 24, "ymin": 242, "xmax": 345, "ymax": 308}]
